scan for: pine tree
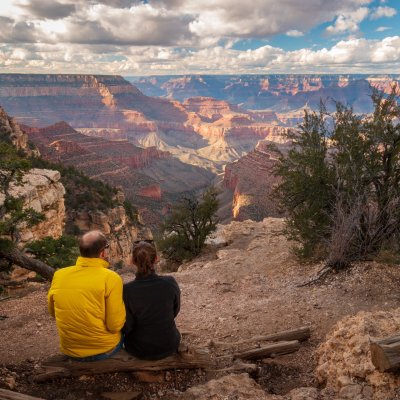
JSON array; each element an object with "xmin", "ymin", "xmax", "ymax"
[
  {"xmin": 274, "ymin": 87, "xmax": 400, "ymax": 269},
  {"xmin": 158, "ymin": 186, "xmax": 219, "ymax": 262}
]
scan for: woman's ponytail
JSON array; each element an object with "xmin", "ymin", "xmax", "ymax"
[{"xmin": 132, "ymin": 242, "xmax": 157, "ymax": 276}]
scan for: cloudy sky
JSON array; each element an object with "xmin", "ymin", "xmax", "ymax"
[{"xmin": 0, "ymin": 0, "xmax": 399, "ymax": 75}]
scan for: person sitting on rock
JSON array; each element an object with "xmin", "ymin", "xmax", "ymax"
[
  {"xmin": 48, "ymin": 230, "xmax": 126, "ymax": 361},
  {"xmin": 123, "ymin": 240, "xmax": 181, "ymax": 360}
]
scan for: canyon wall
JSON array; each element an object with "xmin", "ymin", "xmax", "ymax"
[
  {"xmin": 223, "ymin": 141, "xmax": 289, "ymax": 221},
  {"xmin": 1, "ymin": 168, "xmax": 66, "ymax": 246},
  {"xmin": 130, "ymin": 74, "xmax": 400, "ymax": 113},
  {"xmin": 0, "ymin": 106, "xmax": 149, "ymax": 266}
]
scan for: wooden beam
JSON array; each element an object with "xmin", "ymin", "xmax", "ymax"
[
  {"xmin": 234, "ymin": 340, "xmax": 301, "ymax": 360},
  {"xmin": 0, "ymin": 389, "xmax": 45, "ymax": 400},
  {"xmin": 371, "ymin": 335, "xmax": 400, "ymax": 372},
  {"xmin": 34, "ymin": 348, "xmax": 212, "ymax": 382}
]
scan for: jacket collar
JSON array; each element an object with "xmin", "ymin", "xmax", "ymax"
[
  {"xmin": 135, "ymin": 271, "xmax": 157, "ymax": 280},
  {"xmin": 75, "ymin": 256, "xmax": 109, "ymax": 269}
]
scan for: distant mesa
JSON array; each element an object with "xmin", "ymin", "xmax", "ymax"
[{"xmin": 128, "ymin": 74, "xmax": 400, "ymax": 113}]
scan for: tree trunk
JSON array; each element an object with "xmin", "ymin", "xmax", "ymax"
[
  {"xmin": 0, "ymin": 389, "xmax": 45, "ymax": 400},
  {"xmin": 0, "ymin": 247, "xmax": 54, "ymax": 280},
  {"xmin": 370, "ymin": 335, "xmax": 400, "ymax": 372},
  {"xmin": 234, "ymin": 340, "xmax": 301, "ymax": 360}
]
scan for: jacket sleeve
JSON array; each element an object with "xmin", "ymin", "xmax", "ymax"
[
  {"xmin": 47, "ymin": 274, "xmax": 56, "ymax": 318},
  {"xmin": 172, "ymin": 278, "xmax": 181, "ymax": 318},
  {"xmin": 122, "ymin": 288, "xmax": 135, "ymax": 335},
  {"xmin": 105, "ymin": 273, "xmax": 126, "ymax": 333}
]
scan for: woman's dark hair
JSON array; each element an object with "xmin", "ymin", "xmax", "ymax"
[{"xmin": 132, "ymin": 241, "xmax": 157, "ymax": 276}]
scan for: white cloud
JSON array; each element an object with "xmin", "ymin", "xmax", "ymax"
[
  {"xmin": 376, "ymin": 26, "xmax": 391, "ymax": 32},
  {"xmin": 286, "ymin": 30, "xmax": 304, "ymax": 37},
  {"xmin": 0, "ymin": 0, "xmax": 376, "ymax": 46},
  {"xmin": 370, "ymin": 6, "xmax": 397, "ymax": 19},
  {"xmin": 325, "ymin": 7, "xmax": 369, "ymax": 35},
  {"xmin": 1, "ymin": 0, "xmax": 399, "ymax": 75},
  {"xmin": 1, "ymin": 36, "xmax": 399, "ymax": 75}
]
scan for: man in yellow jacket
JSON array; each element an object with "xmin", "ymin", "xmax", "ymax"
[{"xmin": 48, "ymin": 230, "xmax": 126, "ymax": 360}]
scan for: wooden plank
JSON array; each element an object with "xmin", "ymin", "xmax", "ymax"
[
  {"xmin": 371, "ymin": 337, "xmax": 400, "ymax": 372},
  {"xmin": 34, "ymin": 348, "xmax": 212, "ymax": 382},
  {"xmin": 0, "ymin": 389, "xmax": 45, "ymax": 400},
  {"xmin": 234, "ymin": 340, "xmax": 301, "ymax": 360},
  {"xmin": 211, "ymin": 326, "xmax": 311, "ymax": 347}
]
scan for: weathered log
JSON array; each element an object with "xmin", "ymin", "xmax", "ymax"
[
  {"xmin": 0, "ymin": 247, "xmax": 54, "ymax": 280},
  {"xmin": 209, "ymin": 359, "xmax": 258, "ymax": 374},
  {"xmin": 0, "ymin": 389, "xmax": 45, "ymax": 400},
  {"xmin": 101, "ymin": 392, "xmax": 141, "ymax": 400},
  {"xmin": 371, "ymin": 335, "xmax": 400, "ymax": 372},
  {"xmin": 234, "ymin": 340, "xmax": 301, "ymax": 360},
  {"xmin": 211, "ymin": 326, "xmax": 311, "ymax": 347},
  {"xmin": 34, "ymin": 348, "xmax": 212, "ymax": 382}
]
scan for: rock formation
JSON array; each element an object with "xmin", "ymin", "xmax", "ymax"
[
  {"xmin": 0, "ymin": 74, "xmax": 289, "ymax": 174},
  {"xmin": 130, "ymin": 74, "xmax": 400, "ymax": 113},
  {"xmin": 22, "ymin": 120, "xmax": 214, "ymax": 225},
  {"xmin": 0, "ymin": 106, "xmax": 149, "ymax": 267},
  {"xmin": 222, "ymin": 140, "xmax": 289, "ymax": 221},
  {"xmin": 180, "ymin": 373, "xmax": 319, "ymax": 400},
  {"xmin": 0, "ymin": 106, "xmax": 35, "ymax": 155},
  {"xmin": 316, "ymin": 308, "xmax": 400, "ymax": 400},
  {"xmin": 1, "ymin": 168, "xmax": 66, "ymax": 246}
]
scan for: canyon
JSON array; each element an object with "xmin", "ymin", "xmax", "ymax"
[
  {"xmin": 130, "ymin": 74, "xmax": 400, "ymax": 113},
  {"xmin": 0, "ymin": 73, "xmax": 291, "ymax": 222},
  {"xmin": 1, "ymin": 73, "xmax": 397, "ymax": 223}
]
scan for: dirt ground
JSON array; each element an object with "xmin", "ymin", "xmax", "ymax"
[{"xmin": 1, "ymin": 218, "xmax": 400, "ymax": 399}]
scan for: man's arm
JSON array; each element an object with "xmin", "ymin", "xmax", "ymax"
[
  {"xmin": 105, "ymin": 273, "xmax": 126, "ymax": 333},
  {"xmin": 47, "ymin": 275, "xmax": 56, "ymax": 318}
]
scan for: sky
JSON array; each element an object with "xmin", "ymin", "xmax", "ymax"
[{"xmin": 0, "ymin": 0, "xmax": 399, "ymax": 75}]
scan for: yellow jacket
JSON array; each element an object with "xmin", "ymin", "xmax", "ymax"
[{"xmin": 48, "ymin": 257, "xmax": 126, "ymax": 358}]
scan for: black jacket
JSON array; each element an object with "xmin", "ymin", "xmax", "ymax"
[{"xmin": 123, "ymin": 273, "xmax": 181, "ymax": 360}]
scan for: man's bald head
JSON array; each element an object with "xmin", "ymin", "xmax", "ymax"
[{"xmin": 79, "ymin": 231, "xmax": 108, "ymax": 258}]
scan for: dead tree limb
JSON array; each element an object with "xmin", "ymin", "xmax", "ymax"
[
  {"xmin": 234, "ymin": 340, "xmax": 301, "ymax": 360},
  {"xmin": 297, "ymin": 265, "xmax": 333, "ymax": 287},
  {"xmin": 371, "ymin": 335, "xmax": 400, "ymax": 372},
  {"xmin": 0, "ymin": 247, "xmax": 54, "ymax": 280},
  {"xmin": 0, "ymin": 389, "xmax": 45, "ymax": 400},
  {"xmin": 211, "ymin": 326, "xmax": 310, "ymax": 348}
]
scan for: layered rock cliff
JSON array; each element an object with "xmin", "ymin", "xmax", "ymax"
[
  {"xmin": 0, "ymin": 168, "xmax": 65, "ymax": 246},
  {"xmin": 0, "ymin": 74, "xmax": 289, "ymax": 174},
  {"xmin": 0, "ymin": 106, "xmax": 34, "ymax": 155},
  {"xmin": 0, "ymin": 74, "xmax": 308, "ymax": 223},
  {"xmin": 222, "ymin": 140, "xmax": 289, "ymax": 221},
  {"xmin": 22, "ymin": 120, "xmax": 214, "ymax": 226},
  {"xmin": 0, "ymin": 107, "xmax": 149, "ymax": 266},
  {"xmin": 130, "ymin": 74, "xmax": 400, "ymax": 113}
]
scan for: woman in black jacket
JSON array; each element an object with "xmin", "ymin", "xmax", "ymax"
[{"xmin": 123, "ymin": 241, "xmax": 181, "ymax": 360}]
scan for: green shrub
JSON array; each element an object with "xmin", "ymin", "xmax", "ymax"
[
  {"xmin": 26, "ymin": 235, "xmax": 79, "ymax": 269},
  {"xmin": 274, "ymin": 88, "xmax": 400, "ymax": 268},
  {"xmin": 157, "ymin": 186, "xmax": 219, "ymax": 262}
]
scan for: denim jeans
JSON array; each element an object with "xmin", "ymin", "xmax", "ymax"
[{"xmin": 67, "ymin": 335, "xmax": 123, "ymax": 362}]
